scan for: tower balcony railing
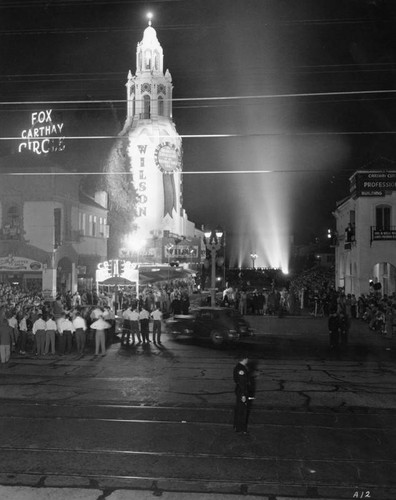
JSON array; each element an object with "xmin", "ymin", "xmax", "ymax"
[{"xmin": 370, "ymin": 226, "xmax": 396, "ymax": 245}]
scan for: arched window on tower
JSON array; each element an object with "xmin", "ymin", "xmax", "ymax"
[
  {"xmin": 154, "ymin": 51, "xmax": 159, "ymax": 70},
  {"xmin": 145, "ymin": 50, "xmax": 151, "ymax": 70},
  {"xmin": 143, "ymin": 95, "xmax": 150, "ymax": 119},
  {"xmin": 376, "ymin": 204, "xmax": 391, "ymax": 230},
  {"xmin": 138, "ymin": 51, "xmax": 142, "ymax": 71},
  {"xmin": 158, "ymin": 96, "xmax": 164, "ymax": 116}
]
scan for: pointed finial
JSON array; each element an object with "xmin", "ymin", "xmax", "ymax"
[{"xmin": 147, "ymin": 12, "xmax": 153, "ymax": 26}]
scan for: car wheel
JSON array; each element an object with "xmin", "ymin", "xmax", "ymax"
[{"xmin": 210, "ymin": 330, "xmax": 224, "ymax": 345}]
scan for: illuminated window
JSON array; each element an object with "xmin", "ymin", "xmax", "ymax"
[
  {"xmin": 145, "ymin": 50, "xmax": 151, "ymax": 69},
  {"xmin": 88, "ymin": 214, "xmax": 93, "ymax": 236},
  {"xmin": 376, "ymin": 205, "xmax": 391, "ymax": 230},
  {"xmin": 99, "ymin": 217, "xmax": 105, "ymax": 236}
]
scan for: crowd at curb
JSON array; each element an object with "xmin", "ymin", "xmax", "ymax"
[{"xmin": 0, "ymin": 281, "xmax": 195, "ymax": 364}]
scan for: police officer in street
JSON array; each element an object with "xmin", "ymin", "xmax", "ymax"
[{"xmin": 233, "ymin": 355, "xmax": 251, "ymax": 434}]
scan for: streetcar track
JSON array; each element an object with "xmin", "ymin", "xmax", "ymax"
[
  {"xmin": 0, "ymin": 414, "xmax": 393, "ymax": 430},
  {"xmin": 1, "ymin": 445, "xmax": 395, "ymax": 464},
  {"xmin": 1, "ymin": 399, "xmax": 396, "ymax": 415},
  {"xmin": 0, "ymin": 469, "xmax": 386, "ymax": 492}
]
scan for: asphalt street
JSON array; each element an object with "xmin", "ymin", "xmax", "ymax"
[{"xmin": 0, "ymin": 313, "xmax": 395, "ymax": 500}]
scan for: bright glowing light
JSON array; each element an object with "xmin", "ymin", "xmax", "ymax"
[
  {"xmin": 124, "ymin": 234, "xmax": 146, "ymax": 252},
  {"xmin": 147, "ymin": 12, "xmax": 153, "ymax": 24}
]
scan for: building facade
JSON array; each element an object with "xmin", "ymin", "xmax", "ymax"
[
  {"xmin": 0, "ymin": 153, "xmax": 108, "ymax": 297},
  {"xmin": 118, "ymin": 19, "xmax": 204, "ymax": 268},
  {"xmin": 333, "ymin": 160, "xmax": 396, "ymax": 297}
]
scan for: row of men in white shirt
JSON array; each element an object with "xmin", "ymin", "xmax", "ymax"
[
  {"xmin": 121, "ymin": 306, "xmax": 163, "ymax": 322},
  {"xmin": 30, "ymin": 312, "xmax": 88, "ymax": 335}
]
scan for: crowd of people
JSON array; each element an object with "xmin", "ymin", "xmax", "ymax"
[
  {"xmin": 0, "ymin": 280, "xmax": 194, "ymax": 364},
  {"xmin": 0, "ymin": 268, "xmax": 395, "ymax": 364},
  {"xmin": 222, "ymin": 267, "xmax": 396, "ymax": 346},
  {"xmin": 221, "ymin": 288, "xmax": 299, "ymax": 317}
]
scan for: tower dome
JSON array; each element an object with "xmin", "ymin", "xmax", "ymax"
[{"xmin": 142, "ymin": 25, "xmax": 157, "ymax": 43}]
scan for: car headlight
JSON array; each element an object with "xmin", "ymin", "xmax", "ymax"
[{"xmin": 228, "ymin": 329, "xmax": 239, "ymax": 339}]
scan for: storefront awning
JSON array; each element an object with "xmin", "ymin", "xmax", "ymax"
[{"xmin": 100, "ymin": 276, "xmax": 136, "ymax": 286}]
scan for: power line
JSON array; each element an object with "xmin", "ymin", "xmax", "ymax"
[
  {"xmin": 3, "ymin": 130, "xmax": 396, "ymax": 142},
  {"xmin": 1, "ymin": 61, "xmax": 395, "ymax": 80},
  {"xmin": 1, "ymin": 88, "xmax": 396, "ymax": 107},
  {"xmin": 1, "ymin": 93, "xmax": 394, "ymax": 114},
  {"xmin": 0, "ymin": 0, "xmax": 185, "ymax": 7},
  {"xmin": 0, "ymin": 168, "xmax": 354, "ymax": 177}
]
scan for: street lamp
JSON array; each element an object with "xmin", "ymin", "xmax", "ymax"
[
  {"xmin": 165, "ymin": 243, "xmax": 174, "ymax": 284},
  {"xmin": 204, "ymin": 229, "xmax": 224, "ymax": 307},
  {"xmin": 189, "ymin": 246, "xmax": 195, "ymax": 267},
  {"xmin": 250, "ymin": 253, "xmax": 258, "ymax": 269}
]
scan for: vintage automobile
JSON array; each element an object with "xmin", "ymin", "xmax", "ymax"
[{"xmin": 165, "ymin": 306, "xmax": 254, "ymax": 346}]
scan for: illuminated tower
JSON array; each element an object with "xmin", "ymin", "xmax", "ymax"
[{"xmin": 121, "ymin": 15, "xmax": 185, "ymax": 241}]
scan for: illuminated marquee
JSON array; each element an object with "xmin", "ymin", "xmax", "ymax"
[
  {"xmin": 18, "ymin": 109, "xmax": 65, "ymax": 155},
  {"xmin": 96, "ymin": 259, "xmax": 138, "ymax": 283},
  {"xmin": 164, "ymin": 245, "xmax": 199, "ymax": 258}
]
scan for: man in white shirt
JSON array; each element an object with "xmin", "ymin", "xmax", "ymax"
[
  {"xmin": 139, "ymin": 307, "xmax": 150, "ymax": 345},
  {"xmin": 121, "ymin": 306, "xmax": 133, "ymax": 348},
  {"xmin": 130, "ymin": 307, "xmax": 141, "ymax": 345},
  {"xmin": 58, "ymin": 313, "xmax": 75, "ymax": 355},
  {"xmin": 91, "ymin": 306, "xmax": 104, "ymax": 321},
  {"xmin": 102, "ymin": 306, "xmax": 115, "ymax": 346},
  {"xmin": 151, "ymin": 305, "xmax": 163, "ymax": 345},
  {"xmin": 44, "ymin": 314, "xmax": 57, "ymax": 355},
  {"xmin": 72, "ymin": 310, "xmax": 87, "ymax": 354},
  {"xmin": 18, "ymin": 312, "xmax": 29, "ymax": 354},
  {"xmin": 32, "ymin": 313, "xmax": 47, "ymax": 356},
  {"xmin": 90, "ymin": 316, "xmax": 110, "ymax": 356}
]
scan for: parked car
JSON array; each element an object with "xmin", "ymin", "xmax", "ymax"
[{"xmin": 165, "ymin": 306, "xmax": 254, "ymax": 346}]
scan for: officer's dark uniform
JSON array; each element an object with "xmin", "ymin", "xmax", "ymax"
[
  {"xmin": 328, "ymin": 313, "xmax": 340, "ymax": 349},
  {"xmin": 233, "ymin": 360, "xmax": 250, "ymax": 433}
]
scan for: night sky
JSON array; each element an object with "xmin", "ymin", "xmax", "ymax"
[{"xmin": 1, "ymin": 0, "xmax": 396, "ymax": 266}]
